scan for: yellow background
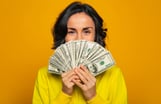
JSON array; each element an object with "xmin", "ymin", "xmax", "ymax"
[{"xmin": 0, "ymin": 0, "xmax": 161, "ymax": 103}]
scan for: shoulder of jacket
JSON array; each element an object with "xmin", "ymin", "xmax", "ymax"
[
  {"xmin": 104, "ymin": 65, "xmax": 122, "ymax": 75},
  {"xmin": 37, "ymin": 66, "xmax": 48, "ymax": 75}
]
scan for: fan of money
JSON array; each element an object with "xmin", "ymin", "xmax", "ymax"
[{"xmin": 48, "ymin": 40, "xmax": 115, "ymax": 76}]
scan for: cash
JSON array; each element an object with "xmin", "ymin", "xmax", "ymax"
[{"xmin": 48, "ymin": 40, "xmax": 115, "ymax": 76}]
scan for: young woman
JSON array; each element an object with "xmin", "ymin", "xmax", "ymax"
[{"xmin": 32, "ymin": 1, "xmax": 127, "ymax": 104}]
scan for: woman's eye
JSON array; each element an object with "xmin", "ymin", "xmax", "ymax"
[
  {"xmin": 68, "ymin": 31, "xmax": 75, "ymax": 34},
  {"xmin": 84, "ymin": 30, "xmax": 91, "ymax": 34}
]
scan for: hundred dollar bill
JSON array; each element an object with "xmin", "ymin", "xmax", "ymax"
[{"xmin": 48, "ymin": 40, "xmax": 115, "ymax": 76}]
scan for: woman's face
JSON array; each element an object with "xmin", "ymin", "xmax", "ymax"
[{"xmin": 65, "ymin": 12, "xmax": 95, "ymax": 42}]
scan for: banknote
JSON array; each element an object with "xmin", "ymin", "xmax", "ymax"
[{"xmin": 48, "ymin": 40, "xmax": 115, "ymax": 76}]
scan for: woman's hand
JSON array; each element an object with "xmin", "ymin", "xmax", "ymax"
[
  {"xmin": 73, "ymin": 65, "xmax": 96, "ymax": 100},
  {"xmin": 61, "ymin": 69, "xmax": 79, "ymax": 96}
]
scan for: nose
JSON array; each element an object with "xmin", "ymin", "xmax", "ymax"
[{"xmin": 76, "ymin": 33, "xmax": 82, "ymax": 40}]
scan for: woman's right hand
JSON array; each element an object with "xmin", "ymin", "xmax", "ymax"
[{"xmin": 61, "ymin": 68, "xmax": 79, "ymax": 95}]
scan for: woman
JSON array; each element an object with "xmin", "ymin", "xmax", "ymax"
[{"xmin": 32, "ymin": 1, "xmax": 127, "ymax": 104}]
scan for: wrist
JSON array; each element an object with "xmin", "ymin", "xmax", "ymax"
[
  {"xmin": 84, "ymin": 92, "xmax": 96, "ymax": 101},
  {"xmin": 62, "ymin": 87, "xmax": 73, "ymax": 96}
]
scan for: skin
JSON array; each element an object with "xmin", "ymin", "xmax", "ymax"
[
  {"xmin": 65, "ymin": 12, "xmax": 95, "ymax": 42},
  {"xmin": 61, "ymin": 12, "xmax": 96, "ymax": 100}
]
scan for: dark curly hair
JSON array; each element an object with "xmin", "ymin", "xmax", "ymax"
[{"xmin": 52, "ymin": 1, "xmax": 107, "ymax": 49}]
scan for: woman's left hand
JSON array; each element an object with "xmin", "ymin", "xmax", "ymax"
[{"xmin": 72, "ymin": 65, "xmax": 96, "ymax": 101}]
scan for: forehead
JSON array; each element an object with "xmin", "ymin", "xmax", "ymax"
[{"xmin": 67, "ymin": 12, "xmax": 95, "ymax": 29}]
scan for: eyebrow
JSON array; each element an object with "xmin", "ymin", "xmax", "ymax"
[{"xmin": 67, "ymin": 27, "xmax": 94, "ymax": 30}]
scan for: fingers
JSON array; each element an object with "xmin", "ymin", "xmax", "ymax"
[
  {"xmin": 74, "ymin": 65, "xmax": 96, "ymax": 89},
  {"xmin": 75, "ymin": 65, "xmax": 96, "ymax": 84},
  {"xmin": 75, "ymin": 67, "xmax": 89, "ymax": 84},
  {"xmin": 73, "ymin": 65, "xmax": 96, "ymax": 100},
  {"xmin": 62, "ymin": 69, "xmax": 76, "ymax": 86},
  {"xmin": 61, "ymin": 68, "xmax": 78, "ymax": 95},
  {"xmin": 61, "ymin": 65, "xmax": 96, "ymax": 99},
  {"xmin": 80, "ymin": 65, "xmax": 96, "ymax": 82},
  {"xmin": 61, "ymin": 69, "xmax": 75, "ymax": 79},
  {"xmin": 72, "ymin": 78, "xmax": 86, "ymax": 89}
]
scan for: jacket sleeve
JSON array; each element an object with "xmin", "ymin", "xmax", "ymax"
[
  {"xmin": 87, "ymin": 93, "xmax": 111, "ymax": 104},
  {"xmin": 87, "ymin": 67, "xmax": 127, "ymax": 104},
  {"xmin": 32, "ymin": 68, "xmax": 72, "ymax": 104}
]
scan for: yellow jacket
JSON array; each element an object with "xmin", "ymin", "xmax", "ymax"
[{"xmin": 32, "ymin": 66, "xmax": 127, "ymax": 104}]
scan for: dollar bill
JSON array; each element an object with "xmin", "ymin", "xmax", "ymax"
[{"xmin": 48, "ymin": 40, "xmax": 115, "ymax": 76}]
